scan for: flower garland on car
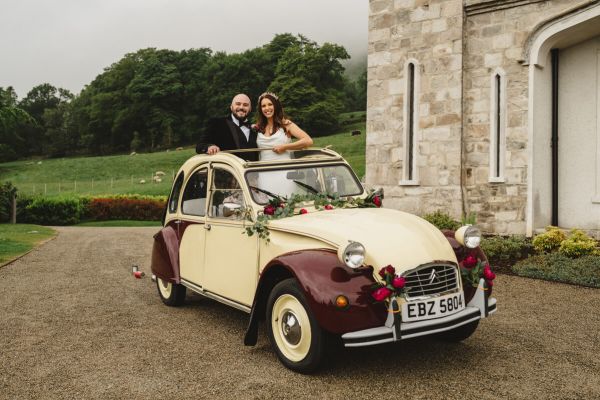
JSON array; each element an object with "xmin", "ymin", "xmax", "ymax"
[
  {"xmin": 370, "ymin": 265, "xmax": 407, "ymax": 303},
  {"xmin": 461, "ymin": 254, "xmax": 496, "ymax": 288},
  {"xmin": 369, "ymin": 255, "xmax": 497, "ymax": 304},
  {"xmin": 244, "ymin": 189, "xmax": 383, "ymax": 241}
]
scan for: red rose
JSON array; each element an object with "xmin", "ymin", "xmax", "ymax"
[
  {"xmin": 378, "ymin": 268, "xmax": 386, "ymax": 278},
  {"xmin": 299, "ymin": 208, "xmax": 308, "ymax": 215},
  {"xmin": 392, "ymin": 276, "xmax": 406, "ymax": 289},
  {"xmin": 463, "ymin": 255, "xmax": 478, "ymax": 269},
  {"xmin": 483, "ymin": 265, "xmax": 495, "ymax": 281},
  {"xmin": 371, "ymin": 287, "xmax": 392, "ymax": 302},
  {"xmin": 264, "ymin": 205, "xmax": 276, "ymax": 215},
  {"xmin": 324, "ymin": 204, "xmax": 334, "ymax": 210},
  {"xmin": 373, "ymin": 196, "xmax": 382, "ymax": 207},
  {"xmin": 384, "ymin": 265, "xmax": 395, "ymax": 275}
]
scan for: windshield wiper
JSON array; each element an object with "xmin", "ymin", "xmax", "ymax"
[
  {"xmin": 248, "ymin": 185, "xmax": 283, "ymax": 201},
  {"xmin": 292, "ymin": 180, "xmax": 334, "ymax": 199}
]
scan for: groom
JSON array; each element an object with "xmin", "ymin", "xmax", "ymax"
[{"xmin": 196, "ymin": 93, "xmax": 259, "ymax": 161}]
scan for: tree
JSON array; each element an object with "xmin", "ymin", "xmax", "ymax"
[{"xmin": 269, "ymin": 36, "xmax": 350, "ymax": 135}]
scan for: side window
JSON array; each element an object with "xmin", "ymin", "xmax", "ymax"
[
  {"xmin": 168, "ymin": 172, "xmax": 184, "ymax": 213},
  {"xmin": 209, "ymin": 169, "xmax": 245, "ymax": 219},
  {"xmin": 181, "ymin": 168, "xmax": 208, "ymax": 216}
]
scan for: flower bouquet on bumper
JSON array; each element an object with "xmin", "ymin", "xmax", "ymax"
[{"xmin": 371, "ymin": 265, "xmax": 407, "ymax": 325}]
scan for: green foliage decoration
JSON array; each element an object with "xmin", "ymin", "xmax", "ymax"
[
  {"xmin": 422, "ymin": 210, "xmax": 460, "ymax": 231},
  {"xmin": 244, "ymin": 189, "xmax": 384, "ymax": 242},
  {"xmin": 532, "ymin": 226, "xmax": 566, "ymax": 253}
]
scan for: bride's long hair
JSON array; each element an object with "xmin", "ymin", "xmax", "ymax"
[{"xmin": 256, "ymin": 92, "xmax": 291, "ymax": 135}]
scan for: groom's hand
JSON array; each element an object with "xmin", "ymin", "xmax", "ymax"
[{"xmin": 207, "ymin": 145, "xmax": 220, "ymax": 155}]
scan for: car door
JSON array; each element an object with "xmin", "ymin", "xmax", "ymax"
[
  {"xmin": 203, "ymin": 165, "xmax": 258, "ymax": 307},
  {"xmin": 178, "ymin": 165, "xmax": 209, "ymax": 286}
]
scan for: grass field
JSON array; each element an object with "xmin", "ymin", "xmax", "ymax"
[
  {"xmin": 0, "ymin": 224, "xmax": 56, "ymax": 264},
  {"xmin": 0, "ymin": 120, "xmax": 366, "ymax": 197}
]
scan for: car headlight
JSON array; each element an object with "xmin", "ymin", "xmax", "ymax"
[
  {"xmin": 455, "ymin": 225, "xmax": 482, "ymax": 248},
  {"xmin": 339, "ymin": 241, "xmax": 365, "ymax": 269}
]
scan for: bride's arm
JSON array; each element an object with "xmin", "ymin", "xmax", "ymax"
[{"xmin": 273, "ymin": 121, "xmax": 313, "ymax": 153}]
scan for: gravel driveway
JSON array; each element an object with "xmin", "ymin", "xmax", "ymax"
[{"xmin": 1, "ymin": 226, "xmax": 599, "ymax": 399}]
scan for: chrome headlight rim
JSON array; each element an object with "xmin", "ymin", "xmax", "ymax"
[
  {"xmin": 340, "ymin": 241, "xmax": 365, "ymax": 269},
  {"xmin": 455, "ymin": 225, "xmax": 482, "ymax": 249}
]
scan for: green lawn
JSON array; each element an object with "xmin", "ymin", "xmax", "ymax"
[
  {"xmin": 0, "ymin": 119, "xmax": 366, "ymax": 197},
  {"xmin": 0, "ymin": 224, "xmax": 56, "ymax": 264}
]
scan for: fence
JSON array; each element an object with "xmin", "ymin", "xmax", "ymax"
[{"xmin": 21, "ymin": 172, "xmax": 176, "ymax": 197}]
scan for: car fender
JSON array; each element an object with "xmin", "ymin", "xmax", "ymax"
[
  {"xmin": 442, "ymin": 230, "xmax": 491, "ymax": 300},
  {"xmin": 244, "ymin": 249, "xmax": 387, "ymax": 346},
  {"xmin": 150, "ymin": 224, "xmax": 180, "ymax": 283}
]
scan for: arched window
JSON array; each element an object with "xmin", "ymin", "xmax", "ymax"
[
  {"xmin": 402, "ymin": 59, "xmax": 419, "ymax": 184},
  {"xmin": 489, "ymin": 69, "xmax": 506, "ymax": 182}
]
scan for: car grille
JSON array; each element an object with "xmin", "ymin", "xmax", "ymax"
[{"xmin": 402, "ymin": 263, "xmax": 459, "ymax": 299}]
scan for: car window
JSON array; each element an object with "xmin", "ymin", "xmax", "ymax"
[
  {"xmin": 168, "ymin": 172, "xmax": 184, "ymax": 213},
  {"xmin": 209, "ymin": 168, "xmax": 245, "ymax": 219},
  {"xmin": 181, "ymin": 168, "xmax": 208, "ymax": 216},
  {"xmin": 245, "ymin": 164, "xmax": 363, "ymax": 204}
]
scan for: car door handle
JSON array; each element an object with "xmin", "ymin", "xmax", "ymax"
[{"xmin": 204, "ymin": 224, "xmax": 211, "ymax": 231}]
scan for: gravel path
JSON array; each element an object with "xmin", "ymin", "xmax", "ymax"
[{"xmin": 0, "ymin": 226, "xmax": 599, "ymax": 399}]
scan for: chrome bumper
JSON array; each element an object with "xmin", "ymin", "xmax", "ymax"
[{"xmin": 342, "ymin": 279, "xmax": 496, "ymax": 347}]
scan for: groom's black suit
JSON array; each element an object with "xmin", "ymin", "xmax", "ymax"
[{"xmin": 196, "ymin": 115, "xmax": 259, "ymax": 161}]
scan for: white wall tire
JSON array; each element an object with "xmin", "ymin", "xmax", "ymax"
[
  {"xmin": 266, "ymin": 279, "xmax": 324, "ymax": 373},
  {"xmin": 156, "ymin": 277, "xmax": 186, "ymax": 307}
]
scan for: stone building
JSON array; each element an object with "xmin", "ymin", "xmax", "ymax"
[{"xmin": 366, "ymin": 0, "xmax": 600, "ymax": 236}]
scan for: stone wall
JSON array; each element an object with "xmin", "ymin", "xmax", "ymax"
[
  {"xmin": 462, "ymin": 0, "xmax": 588, "ymax": 234},
  {"xmin": 367, "ymin": 0, "xmax": 593, "ymax": 234},
  {"xmin": 367, "ymin": 0, "xmax": 465, "ymax": 217}
]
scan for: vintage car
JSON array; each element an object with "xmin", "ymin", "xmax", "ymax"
[{"xmin": 150, "ymin": 148, "xmax": 497, "ymax": 373}]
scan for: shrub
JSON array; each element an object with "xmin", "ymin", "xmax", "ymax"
[
  {"xmin": 512, "ymin": 253, "xmax": 600, "ymax": 288},
  {"xmin": 18, "ymin": 196, "xmax": 83, "ymax": 225},
  {"xmin": 532, "ymin": 226, "xmax": 566, "ymax": 253},
  {"xmin": 481, "ymin": 235, "xmax": 533, "ymax": 267},
  {"xmin": 558, "ymin": 229, "xmax": 599, "ymax": 258},
  {"xmin": 86, "ymin": 197, "xmax": 165, "ymax": 221},
  {"xmin": 423, "ymin": 210, "xmax": 460, "ymax": 230},
  {"xmin": 0, "ymin": 181, "xmax": 18, "ymax": 222}
]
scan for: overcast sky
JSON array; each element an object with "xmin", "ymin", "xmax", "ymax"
[{"xmin": 0, "ymin": 0, "xmax": 368, "ymax": 98}]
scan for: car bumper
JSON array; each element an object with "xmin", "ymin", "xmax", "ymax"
[{"xmin": 342, "ymin": 279, "xmax": 496, "ymax": 347}]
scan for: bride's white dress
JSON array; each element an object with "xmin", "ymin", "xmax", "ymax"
[{"xmin": 256, "ymin": 128, "xmax": 297, "ymax": 198}]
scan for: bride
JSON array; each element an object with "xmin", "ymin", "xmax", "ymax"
[{"xmin": 255, "ymin": 92, "xmax": 313, "ymax": 197}]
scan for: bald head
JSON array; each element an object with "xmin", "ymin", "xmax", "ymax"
[{"xmin": 230, "ymin": 93, "xmax": 251, "ymax": 120}]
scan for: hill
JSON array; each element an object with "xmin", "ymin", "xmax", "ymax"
[{"xmin": 0, "ymin": 119, "xmax": 366, "ymax": 198}]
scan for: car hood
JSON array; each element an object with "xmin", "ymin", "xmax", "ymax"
[{"xmin": 268, "ymin": 208, "xmax": 457, "ymax": 272}]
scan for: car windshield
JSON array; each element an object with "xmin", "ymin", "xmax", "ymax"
[{"xmin": 245, "ymin": 164, "xmax": 363, "ymax": 204}]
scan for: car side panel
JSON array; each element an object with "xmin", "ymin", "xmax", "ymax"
[{"xmin": 264, "ymin": 250, "xmax": 388, "ymax": 335}]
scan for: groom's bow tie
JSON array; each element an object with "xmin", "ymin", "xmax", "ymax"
[{"xmin": 240, "ymin": 120, "xmax": 252, "ymax": 129}]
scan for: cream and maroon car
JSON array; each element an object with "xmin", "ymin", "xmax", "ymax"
[{"xmin": 150, "ymin": 148, "xmax": 497, "ymax": 373}]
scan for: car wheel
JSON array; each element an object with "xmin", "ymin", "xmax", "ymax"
[
  {"xmin": 437, "ymin": 320, "xmax": 479, "ymax": 342},
  {"xmin": 266, "ymin": 278, "xmax": 324, "ymax": 373},
  {"xmin": 157, "ymin": 277, "xmax": 186, "ymax": 306}
]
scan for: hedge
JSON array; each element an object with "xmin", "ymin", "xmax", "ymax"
[
  {"xmin": 512, "ymin": 253, "xmax": 600, "ymax": 288},
  {"xmin": 16, "ymin": 194, "xmax": 166, "ymax": 225}
]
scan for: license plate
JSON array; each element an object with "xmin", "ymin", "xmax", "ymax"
[{"xmin": 401, "ymin": 292, "xmax": 465, "ymax": 322}]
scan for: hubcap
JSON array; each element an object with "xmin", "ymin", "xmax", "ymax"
[
  {"xmin": 281, "ymin": 311, "xmax": 301, "ymax": 345},
  {"xmin": 158, "ymin": 279, "xmax": 172, "ymax": 299}
]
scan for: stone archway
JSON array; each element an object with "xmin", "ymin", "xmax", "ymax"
[{"xmin": 525, "ymin": 3, "xmax": 600, "ymax": 235}]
